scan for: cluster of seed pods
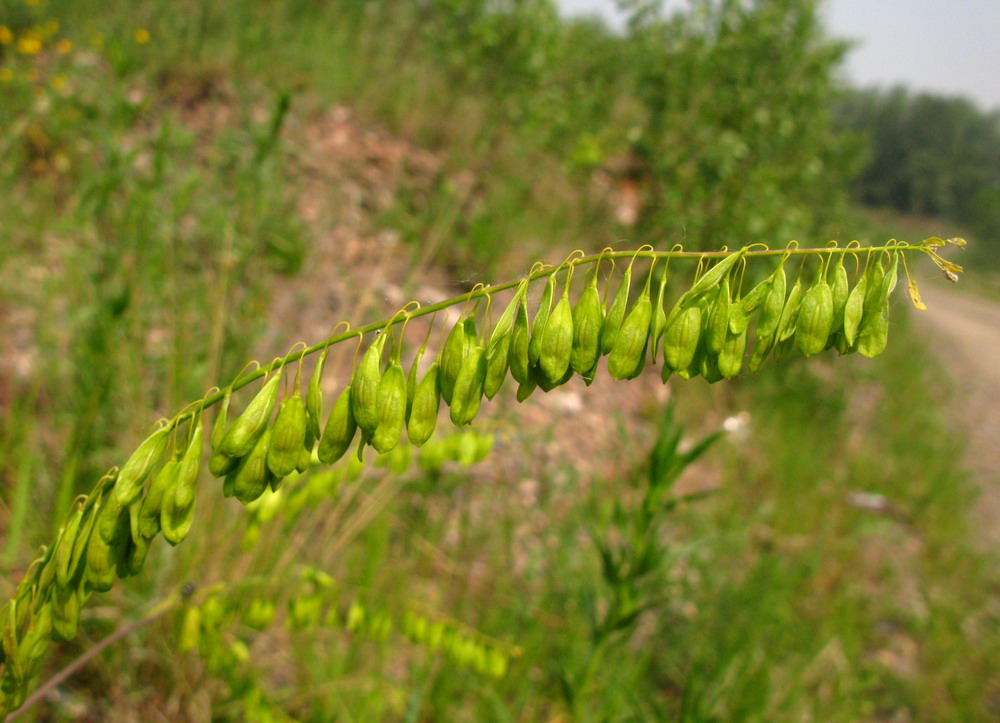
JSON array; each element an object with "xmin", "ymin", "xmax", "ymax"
[{"xmin": 0, "ymin": 241, "xmax": 944, "ymax": 713}]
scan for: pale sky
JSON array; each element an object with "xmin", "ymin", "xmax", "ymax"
[{"xmin": 558, "ymin": 0, "xmax": 1000, "ymax": 111}]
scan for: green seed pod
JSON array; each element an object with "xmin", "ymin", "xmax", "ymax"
[
  {"xmin": 208, "ymin": 449, "xmax": 238, "ymax": 478},
  {"xmin": 650, "ymin": 267, "xmax": 668, "ymax": 359},
  {"xmin": 857, "ymin": 304, "xmax": 889, "ymax": 358},
  {"xmin": 210, "ymin": 389, "xmax": 231, "ymax": 453},
  {"xmin": 296, "ymin": 431, "xmax": 313, "ymax": 474},
  {"xmin": 353, "ymin": 332, "xmax": 388, "ymax": 435},
  {"xmin": 407, "ymin": 361, "xmax": 441, "ymax": 447},
  {"xmin": 706, "ymin": 280, "xmax": 731, "ymax": 355},
  {"xmin": 219, "ymin": 372, "xmax": 281, "ymax": 459},
  {"xmin": 516, "ymin": 375, "xmax": 537, "ymax": 402},
  {"xmin": 571, "ymin": 276, "xmax": 604, "ymax": 376},
  {"xmin": 137, "ymin": 457, "xmax": 179, "ymax": 540},
  {"xmin": 684, "ymin": 249, "xmax": 746, "ymax": 302},
  {"xmin": 755, "ymin": 265, "xmax": 786, "ymax": 340},
  {"xmin": 161, "ymin": 475, "xmax": 195, "ymax": 546},
  {"xmin": 510, "ymin": 295, "xmax": 531, "ymax": 385},
  {"xmin": 306, "ymin": 347, "xmax": 328, "ymax": 440},
  {"xmin": 538, "ymin": 283, "xmax": 573, "ymax": 386},
  {"xmin": 600, "ymin": 263, "xmax": 632, "ymax": 355},
  {"xmin": 85, "ymin": 521, "xmax": 118, "ymax": 593},
  {"xmin": 776, "ymin": 277, "xmax": 804, "ymax": 343},
  {"xmin": 663, "ymin": 304, "xmax": 702, "ymax": 373},
  {"xmin": 319, "ymin": 385, "xmax": 357, "ymax": 464},
  {"xmin": 231, "ymin": 428, "xmax": 272, "ymax": 505},
  {"xmin": 608, "ymin": 265, "xmax": 654, "ymax": 381},
  {"xmin": 113, "ymin": 425, "xmax": 170, "ymax": 507},
  {"xmin": 739, "ymin": 276, "xmax": 772, "ymax": 318},
  {"xmin": 718, "ymin": 327, "xmax": 747, "ymax": 378},
  {"xmin": 843, "ymin": 275, "xmax": 867, "ymax": 346},
  {"xmin": 98, "ymin": 492, "xmax": 130, "ymax": 547},
  {"xmin": 54, "ymin": 503, "xmax": 84, "ymax": 590},
  {"xmin": 267, "ymin": 393, "xmax": 308, "ymax": 478},
  {"xmin": 484, "ymin": 328, "xmax": 511, "ymax": 401},
  {"xmin": 441, "ymin": 317, "xmax": 476, "ymax": 406},
  {"xmin": 701, "ymin": 351, "xmax": 724, "ymax": 384},
  {"xmin": 122, "ymin": 532, "xmax": 150, "ymax": 577},
  {"xmin": 51, "ymin": 588, "xmax": 79, "ymax": 642},
  {"xmin": 69, "ymin": 497, "xmax": 99, "ymax": 584},
  {"xmin": 728, "ymin": 302, "xmax": 749, "ymax": 336},
  {"xmin": 830, "ymin": 258, "xmax": 849, "ymax": 335},
  {"xmin": 450, "ymin": 346, "xmax": 487, "ymax": 426},
  {"xmin": 371, "ymin": 360, "xmax": 407, "ymax": 454},
  {"xmin": 173, "ymin": 420, "xmax": 203, "ymax": 511},
  {"xmin": 484, "ymin": 283, "xmax": 526, "ymax": 399},
  {"xmin": 528, "ymin": 275, "xmax": 556, "ymax": 366},
  {"xmin": 406, "ymin": 351, "xmax": 422, "ymax": 419},
  {"xmin": 795, "ymin": 279, "xmax": 834, "ymax": 357},
  {"xmin": 533, "ymin": 362, "xmax": 574, "ymax": 393}
]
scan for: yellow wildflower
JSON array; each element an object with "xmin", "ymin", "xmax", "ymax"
[
  {"xmin": 134, "ymin": 28, "xmax": 150, "ymax": 44},
  {"xmin": 0, "ymin": 26, "xmax": 13, "ymax": 44},
  {"xmin": 17, "ymin": 36, "xmax": 42, "ymax": 55},
  {"xmin": 56, "ymin": 38, "xmax": 72, "ymax": 54},
  {"xmin": 52, "ymin": 74, "xmax": 66, "ymax": 91}
]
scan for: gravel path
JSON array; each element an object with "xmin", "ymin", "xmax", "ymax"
[{"xmin": 915, "ymin": 282, "xmax": 1000, "ymax": 548}]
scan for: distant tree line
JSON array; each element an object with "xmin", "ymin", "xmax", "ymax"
[{"xmin": 837, "ymin": 87, "xmax": 1000, "ymax": 260}]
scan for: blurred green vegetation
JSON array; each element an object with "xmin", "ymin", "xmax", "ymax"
[
  {"xmin": 837, "ymin": 87, "xmax": 1000, "ymax": 267},
  {"xmin": 1, "ymin": 0, "xmax": 997, "ymax": 720}
]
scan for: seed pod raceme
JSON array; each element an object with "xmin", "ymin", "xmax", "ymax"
[
  {"xmin": 371, "ymin": 355, "xmax": 407, "ymax": 454},
  {"xmin": 353, "ymin": 331, "xmax": 389, "ymax": 436},
  {"xmin": 407, "ymin": 360, "xmax": 441, "ymax": 446},
  {"xmin": 113, "ymin": 424, "xmax": 170, "ymax": 507},
  {"xmin": 570, "ymin": 263, "xmax": 605, "ymax": 378},
  {"xmin": 538, "ymin": 269, "xmax": 574, "ymax": 386},
  {"xmin": 608, "ymin": 259, "xmax": 655, "ymax": 380},
  {"xmin": 451, "ymin": 344, "xmax": 487, "ymax": 426},
  {"xmin": 528, "ymin": 273, "xmax": 556, "ymax": 366},
  {"xmin": 219, "ymin": 370, "xmax": 281, "ymax": 459},
  {"xmin": 318, "ymin": 384, "xmax": 357, "ymax": 464},
  {"xmin": 485, "ymin": 281, "xmax": 526, "ymax": 399},
  {"xmin": 509, "ymin": 293, "xmax": 531, "ymax": 385},
  {"xmin": 267, "ymin": 369, "xmax": 309, "ymax": 479}
]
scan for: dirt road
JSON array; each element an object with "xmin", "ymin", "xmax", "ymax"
[{"xmin": 915, "ymin": 283, "xmax": 1000, "ymax": 548}]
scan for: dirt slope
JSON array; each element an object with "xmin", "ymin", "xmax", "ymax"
[{"xmin": 915, "ymin": 282, "xmax": 1000, "ymax": 548}]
